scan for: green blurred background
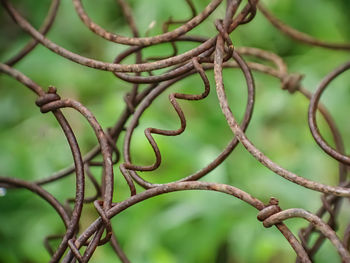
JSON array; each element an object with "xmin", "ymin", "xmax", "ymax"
[{"xmin": 0, "ymin": 0, "xmax": 350, "ymax": 262}]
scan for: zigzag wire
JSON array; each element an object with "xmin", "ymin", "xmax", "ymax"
[{"xmin": 119, "ymin": 58, "xmax": 210, "ymax": 195}]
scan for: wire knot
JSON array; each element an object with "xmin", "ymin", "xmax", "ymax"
[
  {"xmin": 257, "ymin": 197, "xmax": 282, "ymax": 228},
  {"xmin": 35, "ymin": 86, "xmax": 61, "ymax": 113},
  {"xmin": 281, "ymin": 73, "xmax": 304, "ymax": 94},
  {"xmin": 93, "ymin": 200, "xmax": 112, "ymax": 245},
  {"xmin": 215, "ymin": 19, "xmax": 234, "ymax": 55}
]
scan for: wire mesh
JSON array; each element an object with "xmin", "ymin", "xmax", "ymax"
[{"xmin": 0, "ymin": 0, "xmax": 350, "ymax": 262}]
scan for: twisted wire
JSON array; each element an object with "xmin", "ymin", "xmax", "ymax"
[{"xmin": 0, "ymin": 0, "xmax": 349, "ymax": 262}]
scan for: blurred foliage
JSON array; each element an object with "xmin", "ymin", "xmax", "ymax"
[{"xmin": 0, "ymin": 0, "xmax": 350, "ymax": 262}]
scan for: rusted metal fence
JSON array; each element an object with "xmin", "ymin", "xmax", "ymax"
[{"xmin": 1, "ymin": 0, "xmax": 350, "ymax": 262}]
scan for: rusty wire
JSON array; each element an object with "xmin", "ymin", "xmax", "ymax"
[{"xmin": 0, "ymin": 0, "xmax": 349, "ymax": 262}]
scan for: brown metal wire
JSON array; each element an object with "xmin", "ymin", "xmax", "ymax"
[{"xmin": 0, "ymin": 0, "xmax": 349, "ymax": 262}]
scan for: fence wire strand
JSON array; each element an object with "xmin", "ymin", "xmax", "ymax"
[{"xmin": 0, "ymin": 0, "xmax": 349, "ymax": 262}]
